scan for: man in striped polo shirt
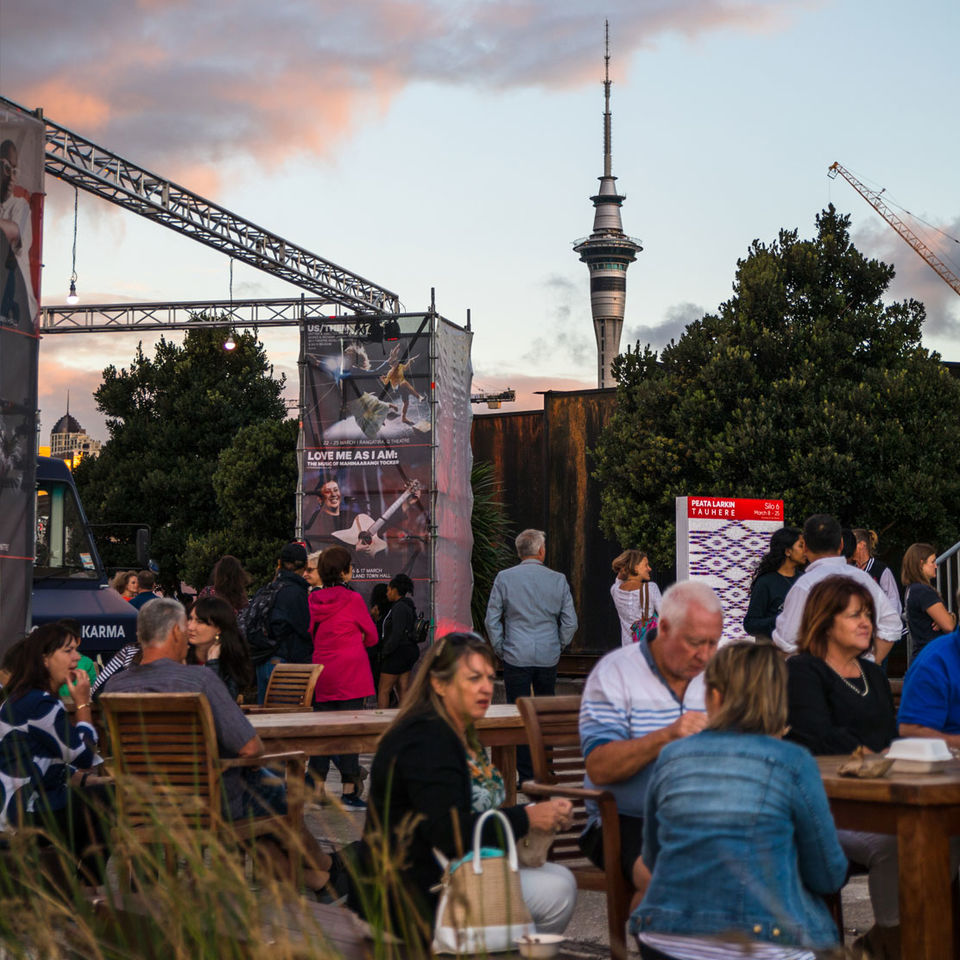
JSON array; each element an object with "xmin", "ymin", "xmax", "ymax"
[{"xmin": 579, "ymin": 580, "xmax": 723, "ymax": 900}]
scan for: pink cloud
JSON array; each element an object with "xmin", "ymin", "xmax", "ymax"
[{"xmin": 1, "ymin": 0, "xmax": 805, "ymax": 177}]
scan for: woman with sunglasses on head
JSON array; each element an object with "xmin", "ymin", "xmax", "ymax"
[
  {"xmin": 610, "ymin": 550, "xmax": 661, "ymax": 646},
  {"xmin": 349, "ymin": 632, "xmax": 577, "ymax": 944}
]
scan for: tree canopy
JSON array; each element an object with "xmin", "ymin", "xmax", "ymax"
[
  {"xmin": 594, "ymin": 206, "xmax": 960, "ymax": 567},
  {"xmin": 74, "ymin": 323, "xmax": 291, "ymax": 591}
]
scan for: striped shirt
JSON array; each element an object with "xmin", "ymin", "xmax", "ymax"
[
  {"xmin": 640, "ymin": 933, "xmax": 814, "ymax": 960},
  {"xmin": 580, "ymin": 639, "xmax": 705, "ymax": 819}
]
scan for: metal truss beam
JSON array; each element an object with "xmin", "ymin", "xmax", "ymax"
[
  {"xmin": 1, "ymin": 96, "xmax": 400, "ymax": 315},
  {"xmin": 40, "ymin": 296, "xmax": 339, "ymax": 333},
  {"xmin": 39, "ymin": 298, "xmax": 429, "ymax": 337}
]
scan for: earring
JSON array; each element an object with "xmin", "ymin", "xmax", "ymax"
[{"xmin": 215, "ymin": 633, "xmax": 220, "ymax": 642}]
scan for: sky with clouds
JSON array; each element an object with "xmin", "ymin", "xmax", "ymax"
[{"xmin": 1, "ymin": 0, "xmax": 958, "ymax": 439}]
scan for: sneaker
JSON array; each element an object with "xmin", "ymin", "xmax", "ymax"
[{"xmin": 340, "ymin": 792, "xmax": 367, "ymax": 811}]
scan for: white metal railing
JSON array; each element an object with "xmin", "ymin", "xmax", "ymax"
[{"xmin": 936, "ymin": 541, "xmax": 960, "ymax": 615}]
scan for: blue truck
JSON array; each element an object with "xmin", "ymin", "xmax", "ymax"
[{"xmin": 32, "ymin": 456, "xmax": 139, "ymax": 659}]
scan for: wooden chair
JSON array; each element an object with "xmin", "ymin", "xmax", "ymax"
[
  {"xmin": 99, "ymin": 692, "xmax": 314, "ymax": 884},
  {"xmin": 242, "ymin": 664, "xmax": 324, "ymax": 714},
  {"xmin": 516, "ymin": 694, "xmax": 631, "ymax": 960}
]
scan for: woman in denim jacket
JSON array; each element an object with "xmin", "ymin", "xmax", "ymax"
[{"xmin": 631, "ymin": 643, "xmax": 848, "ymax": 960}]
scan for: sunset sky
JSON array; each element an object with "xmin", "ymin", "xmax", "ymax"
[{"xmin": 1, "ymin": 0, "xmax": 958, "ymax": 439}]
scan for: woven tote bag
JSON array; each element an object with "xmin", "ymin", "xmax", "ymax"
[{"xmin": 433, "ymin": 809, "xmax": 536, "ymax": 953}]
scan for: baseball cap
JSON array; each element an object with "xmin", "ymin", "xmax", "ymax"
[{"xmin": 280, "ymin": 541, "xmax": 308, "ymax": 564}]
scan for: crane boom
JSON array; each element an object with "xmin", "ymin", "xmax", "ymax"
[
  {"xmin": 828, "ymin": 161, "xmax": 960, "ymax": 297},
  {"xmin": 0, "ymin": 96, "xmax": 400, "ymax": 314}
]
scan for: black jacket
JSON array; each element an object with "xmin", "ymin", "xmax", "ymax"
[
  {"xmin": 351, "ymin": 707, "xmax": 530, "ymax": 926},
  {"xmin": 381, "ymin": 596, "xmax": 416, "ymax": 659},
  {"xmin": 268, "ymin": 570, "xmax": 312, "ymax": 663}
]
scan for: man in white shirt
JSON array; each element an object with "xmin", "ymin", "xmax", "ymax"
[
  {"xmin": 773, "ymin": 514, "xmax": 902, "ymax": 663},
  {"xmin": 0, "ymin": 140, "xmax": 37, "ymax": 327}
]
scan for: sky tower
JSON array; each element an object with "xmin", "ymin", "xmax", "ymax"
[{"xmin": 573, "ymin": 22, "xmax": 643, "ymax": 389}]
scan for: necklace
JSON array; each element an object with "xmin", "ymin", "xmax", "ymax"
[{"xmin": 831, "ymin": 658, "xmax": 869, "ymax": 697}]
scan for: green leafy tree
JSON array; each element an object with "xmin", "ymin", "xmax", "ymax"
[
  {"xmin": 594, "ymin": 206, "xmax": 960, "ymax": 567},
  {"xmin": 183, "ymin": 417, "xmax": 299, "ymax": 590},
  {"xmin": 470, "ymin": 460, "xmax": 514, "ymax": 633},
  {"xmin": 74, "ymin": 323, "xmax": 288, "ymax": 592}
]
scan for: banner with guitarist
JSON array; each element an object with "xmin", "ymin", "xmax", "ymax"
[{"xmin": 300, "ymin": 317, "xmax": 433, "ymax": 600}]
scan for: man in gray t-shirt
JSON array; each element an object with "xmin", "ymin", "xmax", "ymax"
[{"xmin": 102, "ymin": 597, "xmax": 265, "ymax": 818}]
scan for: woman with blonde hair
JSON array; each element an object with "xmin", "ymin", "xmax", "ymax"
[
  {"xmin": 901, "ymin": 542, "xmax": 955, "ymax": 657},
  {"xmin": 610, "ymin": 549, "xmax": 661, "ymax": 646},
  {"xmin": 633, "ymin": 642, "xmax": 847, "ymax": 959}
]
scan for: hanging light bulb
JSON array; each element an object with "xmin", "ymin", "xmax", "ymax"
[
  {"xmin": 223, "ymin": 332, "xmax": 237, "ymax": 351},
  {"xmin": 67, "ymin": 187, "xmax": 80, "ymax": 304}
]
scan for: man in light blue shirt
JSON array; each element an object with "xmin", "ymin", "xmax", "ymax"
[{"xmin": 485, "ymin": 529, "xmax": 577, "ymax": 782}]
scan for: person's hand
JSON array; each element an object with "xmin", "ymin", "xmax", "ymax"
[
  {"xmin": 526, "ymin": 797, "xmax": 573, "ymax": 832},
  {"xmin": 65, "ymin": 669, "xmax": 91, "ymax": 706},
  {"xmin": 667, "ymin": 710, "xmax": 707, "ymax": 741}
]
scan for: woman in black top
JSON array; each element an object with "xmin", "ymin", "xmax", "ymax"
[
  {"xmin": 901, "ymin": 542, "xmax": 956, "ymax": 657},
  {"xmin": 376, "ymin": 573, "xmax": 418, "ymax": 708},
  {"xmin": 742, "ymin": 527, "xmax": 805, "ymax": 640},
  {"xmin": 185, "ymin": 597, "xmax": 253, "ymax": 701},
  {"xmin": 351, "ymin": 632, "xmax": 576, "ymax": 943},
  {"xmin": 785, "ymin": 575, "xmax": 899, "ymax": 957}
]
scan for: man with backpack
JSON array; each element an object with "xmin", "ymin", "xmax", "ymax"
[{"xmin": 245, "ymin": 542, "xmax": 313, "ymax": 703}]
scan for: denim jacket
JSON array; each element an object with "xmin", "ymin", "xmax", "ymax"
[{"xmin": 631, "ymin": 730, "xmax": 847, "ymax": 949}]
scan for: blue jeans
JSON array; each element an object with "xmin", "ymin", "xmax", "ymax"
[
  {"xmin": 503, "ymin": 662, "xmax": 558, "ymax": 783},
  {"xmin": 256, "ymin": 657, "xmax": 285, "ymax": 704}
]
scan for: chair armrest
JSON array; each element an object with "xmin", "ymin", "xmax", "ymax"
[
  {"xmin": 219, "ymin": 751, "xmax": 306, "ymax": 770},
  {"xmin": 521, "ymin": 781, "xmax": 611, "ymax": 803},
  {"xmin": 240, "ymin": 705, "xmax": 311, "ymax": 714}
]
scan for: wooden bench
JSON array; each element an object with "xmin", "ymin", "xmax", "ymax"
[{"xmin": 516, "ymin": 694, "xmax": 630, "ymax": 960}]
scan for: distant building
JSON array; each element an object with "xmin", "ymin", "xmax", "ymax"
[
  {"xmin": 573, "ymin": 24, "xmax": 643, "ymax": 389},
  {"xmin": 49, "ymin": 406, "xmax": 101, "ymax": 467}
]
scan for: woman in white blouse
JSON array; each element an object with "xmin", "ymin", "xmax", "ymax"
[{"xmin": 610, "ymin": 549, "xmax": 662, "ymax": 646}]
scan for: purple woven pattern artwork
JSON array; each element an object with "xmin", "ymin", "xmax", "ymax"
[{"xmin": 688, "ymin": 522, "xmax": 774, "ymax": 644}]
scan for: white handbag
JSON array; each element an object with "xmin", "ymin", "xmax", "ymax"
[{"xmin": 432, "ymin": 809, "xmax": 536, "ymax": 954}]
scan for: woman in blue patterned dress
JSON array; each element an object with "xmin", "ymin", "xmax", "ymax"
[{"xmin": 0, "ymin": 624, "xmax": 108, "ymax": 881}]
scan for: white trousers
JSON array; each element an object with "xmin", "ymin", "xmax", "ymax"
[{"xmin": 519, "ymin": 862, "xmax": 578, "ymax": 934}]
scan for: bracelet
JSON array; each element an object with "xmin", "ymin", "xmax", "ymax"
[
  {"xmin": 80, "ymin": 772, "xmax": 90, "ymax": 788},
  {"xmin": 75, "ymin": 702, "xmax": 91, "ymax": 711}
]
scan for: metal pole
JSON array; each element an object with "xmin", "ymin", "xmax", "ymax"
[{"xmin": 295, "ymin": 316, "xmax": 306, "ymax": 541}]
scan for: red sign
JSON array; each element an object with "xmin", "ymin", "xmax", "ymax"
[{"xmin": 687, "ymin": 497, "xmax": 784, "ymax": 521}]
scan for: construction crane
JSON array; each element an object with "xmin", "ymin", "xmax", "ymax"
[
  {"xmin": 0, "ymin": 95, "xmax": 400, "ymax": 315},
  {"xmin": 828, "ymin": 161, "xmax": 960, "ymax": 297},
  {"xmin": 470, "ymin": 388, "xmax": 516, "ymax": 409}
]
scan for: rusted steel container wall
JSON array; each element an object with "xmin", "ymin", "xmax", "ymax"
[
  {"xmin": 470, "ymin": 390, "xmax": 623, "ymax": 657},
  {"xmin": 471, "ymin": 411, "xmax": 546, "ymax": 535},
  {"xmin": 542, "ymin": 390, "xmax": 621, "ymax": 655}
]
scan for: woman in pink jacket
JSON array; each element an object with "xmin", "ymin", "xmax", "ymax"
[{"xmin": 308, "ymin": 545, "xmax": 378, "ymax": 809}]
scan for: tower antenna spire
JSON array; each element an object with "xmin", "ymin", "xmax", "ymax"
[
  {"xmin": 572, "ymin": 21, "xmax": 643, "ymax": 389},
  {"xmin": 603, "ymin": 19, "xmax": 612, "ymax": 179}
]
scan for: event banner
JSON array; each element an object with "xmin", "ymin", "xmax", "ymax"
[
  {"xmin": 300, "ymin": 316, "xmax": 433, "ymax": 617},
  {"xmin": 676, "ymin": 496, "xmax": 784, "ymax": 646},
  {"xmin": 0, "ymin": 104, "xmax": 43, "ymax": 652}
]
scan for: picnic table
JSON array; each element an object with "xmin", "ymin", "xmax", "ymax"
[
  {"xmin": 819, "ymin": 755, "xmax": 960, "ymax": 960},
  {"xmin": 250, "ymin": 703, "xmax": 526, "ymax": 804}
]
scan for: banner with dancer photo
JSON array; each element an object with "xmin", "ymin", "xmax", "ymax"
[
  {"xmin": 0, "ymin": 104, "xmax": 43, "ymax": 653},
  {"xmin": 300, "ymin": 315, "xmax": 434, "ymax": 623},
  {"xmin": 676, "ymin": 496, "xmax": 784, "ymax": 646}
]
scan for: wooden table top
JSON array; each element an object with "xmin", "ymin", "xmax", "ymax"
[
  {"xmin": 819, "ymin": 755, "xmax": 960, "ymax": 805},
  {"xmin": 249, "ymin": 703, "xmax": 524, "ymax": 738}
]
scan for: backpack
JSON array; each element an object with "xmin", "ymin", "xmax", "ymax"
[
  {"xmin": 412, "ymin": 609, "xmax": 431, "ymax": 646},
  {"xmin": 239, "ymin": 578, "xmax": 286, "ymax": 666}
]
